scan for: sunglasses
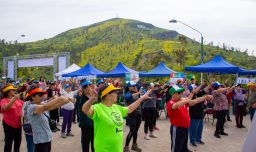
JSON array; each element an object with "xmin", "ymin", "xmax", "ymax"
[
  {"xmin": 178, "ymin": 92, "xmax": 183, "ymax": 95},
  {"xmin": 82, "ymin": 84, "xmax": 91, "ymax": 89},
  {"xmin": 36, "ymin": 93, "xmax": 44, "ymax": 97}
]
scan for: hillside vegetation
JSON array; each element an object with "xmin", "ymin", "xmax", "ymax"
[{"xmin": 0, "ymin": 18, "xmax": 255, "ymax": 80}]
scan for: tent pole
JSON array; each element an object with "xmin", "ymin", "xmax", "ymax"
[
  {"xmin": 200, "ymin": 72, "xmax": 203, "ymax": 83},
  {"xmin": 235, "ymin": 73, "xmax": 238, "ymax": 85}
]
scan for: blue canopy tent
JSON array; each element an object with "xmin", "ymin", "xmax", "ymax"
[
  {"xmin": 62, "ymin": 63, "xmax": 104, "ymax": 77},
  {"xmin": 97, "ymin": 62, "xmax": 138, "ymax": 78},
  {"xmin": 238, "ymin": 68, "xmax": 256, "ymax": 76},
  {"xmin": 140, "ymin": 62, "xmax": 177, "ymax": 77},
  {"xmin": 185, "ymin": 55, "xmax": 241, "ymax": 74}
]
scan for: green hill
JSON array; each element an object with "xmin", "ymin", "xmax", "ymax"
[{"xmin": 1, "ymin": 18, "xmax": 256, "ymax": 80}]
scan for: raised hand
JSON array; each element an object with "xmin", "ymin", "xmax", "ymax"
[
  {"xmin": 13, "ymin": 94, "xmax": 21, "ymax": 100},
  {"xmin": 89, "ymin": 87, "xmax": 98, "ymax": 103},
  {"xmin": 205, "ymin": 95, "xmax": 213, "ymax": 101}
]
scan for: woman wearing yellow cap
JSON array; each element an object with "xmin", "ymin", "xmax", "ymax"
[
  {"xmin": 82, "ymin": 83, "xmax": 151, "ymax": 152},
  {"xmin": 0, "ymin": 85, "xmax": 23, "ymax": 152}
]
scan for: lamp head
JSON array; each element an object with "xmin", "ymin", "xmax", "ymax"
[{"xmin": 169, "ymin": 19, "xmax": 177, "ymax": 23}]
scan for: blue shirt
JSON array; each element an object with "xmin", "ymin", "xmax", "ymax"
[{"xmin": 27, "ymin": 103, "xmax": 52, "ymax": 144}]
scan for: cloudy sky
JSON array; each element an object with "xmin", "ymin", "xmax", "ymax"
[{"xmin": 1, "ymin": 0, "xmax": 256, "ymax": 55}]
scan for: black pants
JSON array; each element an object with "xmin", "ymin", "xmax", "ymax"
[
  {"xmin": 215, "ymin": 110, "xmax": 227, "ymax": 134},
  {"xmin": 143, "ymin": 108, "xmax": 155, "ymax": 133},
  {"xmin": 3, "ymin": 121, "xmax": 22, "ymax": 152},
  {"xmin": 170, "ymin": 125, "xmax": 189, "ymax": 152},
  {"xmin": 226, "ymin": 106, "xmax": 231, "ymax": 120},
  {"xmin": 73, "ymin": 105, "xmax": 79, "ymax": 122},
  {"xmin": 235, "ymin": 106, "xmax": 245, "ymax": 126},
  {"xmin": 35, "ymin": 142, "xmax": 51, "ymax": 152},
  {"xmin": 125, "ymin": 114, "xmax": 142, "ymax": 146},
  {"xmin": 81, "ymin": 126, "xmax": 94, "ymax": 152},
  {"xmin": 49, "ymin": 108, "xmax": 59, "ymax": 123}
]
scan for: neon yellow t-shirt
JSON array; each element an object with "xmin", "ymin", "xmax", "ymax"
[{"xmin": 90, "ymin": 103, "xmax": 128, "ymax": 152}]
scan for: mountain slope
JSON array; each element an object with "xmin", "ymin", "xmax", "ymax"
[{"xmin": 1, "ymin": 18, "xmax": 256, "ymax": 80}]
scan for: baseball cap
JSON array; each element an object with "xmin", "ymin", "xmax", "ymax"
[
  {"xmin": 81, "ymin": 80, "xmax": 92, "ymax": 87},
  {"xmin": 127, "ymin": 81, "xmax": 137, "ymax": 87},
  {"xmin": 96, "ymin": 79, "xmax": 104, "ymax": 85},
  {"xmin": 213, "ymin": 81, "xmax": 221, "ymax": 89},
  {"xmin": 64, "ymin": 84, "xmax": 72, "ymax": 90},
  {"xmin": 7, "ymin": 78, "xmax": 15, "ymax": 83},
  {"xmin": 169, "ymin": 85, "xmax": 185, "ymax": 95},
  {"xmin": 32, "ymin": 80, "xmax": 39, "ymax": 83}
]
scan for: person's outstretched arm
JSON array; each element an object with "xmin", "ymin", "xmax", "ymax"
[{"xmin": 127, "ymin": 89, "xmax": 152, "ymax": 114}]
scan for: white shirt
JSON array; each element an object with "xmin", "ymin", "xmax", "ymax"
[{"xmin": 60, "ymin": 88, "xmax": 78, "ymax": 110}]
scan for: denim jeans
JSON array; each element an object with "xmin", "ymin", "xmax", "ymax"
[
  {"xmin": 249, "ymin": 108, "xmax": 256, "ymax": 121},
  {"xmin": 25, "ymin": 134, "xmax": 35, "ymax": 152},
  {"xmin": 189, "ymin": 119, "xmax": 203, "ymax": 144}
]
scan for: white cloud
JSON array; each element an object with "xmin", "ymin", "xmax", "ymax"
[{"xmin": 0, "ymin": 0, "xmax": 255, "ymax": 55}]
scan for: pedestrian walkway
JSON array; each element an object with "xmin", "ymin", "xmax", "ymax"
[{"xmin": 0, "ymin": 115, "xmax": 250, "ymax": 152}]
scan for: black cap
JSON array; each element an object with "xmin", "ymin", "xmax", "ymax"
[{"xmin": 7, "ymin": 78, "xmax": 15, "ymax": 83}]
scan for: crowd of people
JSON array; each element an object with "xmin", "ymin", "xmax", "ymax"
[{"xmin": 0, "ymin": 76, "xmax": 256, "ymax": 152}]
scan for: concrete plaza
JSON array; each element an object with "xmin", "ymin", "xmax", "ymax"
[{"xmin": 0, "ymin": 114, "xmax": 251, "ymax": 152}]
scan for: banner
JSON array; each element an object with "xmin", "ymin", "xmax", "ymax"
[
  {"xmin": 170, "ymin": 72, "xmax": 185, "ymax": 78},
  {"xmin": 77, "ymin": 75, "xmax": 97, "ymax": 80},
  {"xmin": 7, "ymin": 61, "xmax": 14, "ymax": 79},
  {"xmin": 236, "ymin": 78, "xmax": 256, "ymax": 84},
  {"xmin": 125, "ymin": 72, "xmax": 139, "ymax": 83},
  {"xmin": 18, "ymin": 58, "xmax": 54, "ymax": 67},
  {"xmin": 169, "ymin": 78, "xmax": 183, "ymax": 85},
  {"xmin": 58, "ymin": 56, "xmax": 67, "ymax": 72}
]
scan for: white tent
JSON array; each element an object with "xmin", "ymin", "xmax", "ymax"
[{"xmin": 55, "ymin": 64, "xmax": 80, "ymax": 77}]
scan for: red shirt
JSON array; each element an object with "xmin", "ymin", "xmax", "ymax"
[
  {"xmin": 0, "ymin": 98, "xmax": 24, "ymax": 128},
  {"xmin": 166, "ymin": 99, "xmax": 190, "ymax": 128}
]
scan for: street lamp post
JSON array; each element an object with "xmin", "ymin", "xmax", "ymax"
[
  {"xmin": 16, "ymin": 34, "xmax": 26, "ymax": 42},
  {"xmin": 169, "ymin": 19, "xmax": 204, "ymax": 82}
]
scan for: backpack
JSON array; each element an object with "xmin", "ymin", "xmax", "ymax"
[{"xmin": 22, "ymin": 102, "xmax": 32, "ymax": 133}]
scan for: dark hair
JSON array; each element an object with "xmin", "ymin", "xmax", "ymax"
[
  {"xmin": 97, "ymin": 84, "xmax": 119, "ymax": 102},
  {"xmin": 97, "ymin": 84, "xmax": 109, "ymax": 102},
  {"xmin": 1, "ymin": 85, "xmax": 12, "ymax": 98}
]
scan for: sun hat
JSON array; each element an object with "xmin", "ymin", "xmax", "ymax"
[
  {"xmin": 1, "ymin": 85, "xmax": 17, "ymax": 93},
  {"xmin": 26, "ymin": 87, "xmax": 47, "ymax": 98},
  {"xmin": 101, "ymin": 84, "xmax": 120, "ymax": 98},
  {"xmin": 246, "ymin": 82, "xmax": 256, "ymax": 87}
]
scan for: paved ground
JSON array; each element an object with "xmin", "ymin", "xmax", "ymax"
[{"xmin": 0, "ymin": 114, "xmax": 251, "ymax": 152}]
